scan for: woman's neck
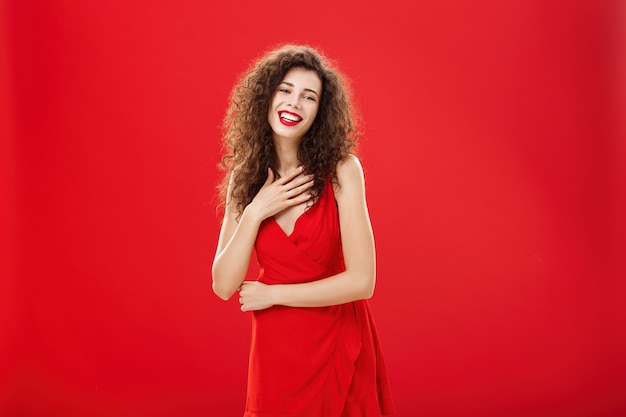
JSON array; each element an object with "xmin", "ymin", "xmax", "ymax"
[{"xmin": 273, "ymin": 137, "xmax": 301, "ymax": 176}]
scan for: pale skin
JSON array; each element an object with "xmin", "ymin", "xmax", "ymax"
[{"xmin": 212, "ymin": 67, "xmax": 376, "ymax": 311}]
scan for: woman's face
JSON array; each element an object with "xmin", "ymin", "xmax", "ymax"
[{"xmin": 268, "ymin": 67, "xmax": 322, "ymax": 143}]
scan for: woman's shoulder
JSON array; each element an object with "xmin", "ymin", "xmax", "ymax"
[
  {"xmin": 336, "ymin": 154, "xmax": 364, "ymax": 181},
  {"xmin": 333, "ymin": 154, "xmax": 366, "ymax": 197}
]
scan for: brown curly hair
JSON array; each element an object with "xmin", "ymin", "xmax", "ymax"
[{"xmin": 218, "ymin": 44, "xmax": 359, "ymax": 216}]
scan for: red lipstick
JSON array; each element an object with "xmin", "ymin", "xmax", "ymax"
[{"xmin": 278, "ymin": 111, "xmax": 302, "ymax": 127}]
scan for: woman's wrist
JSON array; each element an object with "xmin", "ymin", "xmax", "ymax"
[
  {"xmin": 268, "ymin": 284, "xmax": 285, "ymax": 306},
  {"xmin": 242, "ymin": 203, "xmax": 265, "ymax": 226}
]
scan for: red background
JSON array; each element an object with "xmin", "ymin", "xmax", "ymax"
[{"xmin": 2, "ymin": 1, "xmax": 625, "ymax": 416}]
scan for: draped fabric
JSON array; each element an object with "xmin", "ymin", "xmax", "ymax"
[{"xmin": 245, "ymin": 178, "xmax": 395, "ymax": 417}]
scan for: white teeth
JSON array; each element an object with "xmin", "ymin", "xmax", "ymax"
[{"xmin": 280, "ymin": 112, "xmax": 302, "ymax": 122}]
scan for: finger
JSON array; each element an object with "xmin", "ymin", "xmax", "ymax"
[
  {"xmin": 286, "ymin": 174, "xmax": 315, "ymax": 191},
  {"xmin": 287, "ymin": 178, "xmax": 314, "ymax": 195},
  {"xmin": 275, "ymin": 165, "xmax": 305, "ymax": 185},
  {"xmin": 286, "ymin": 191, "xmax": 312, "ymax": 207}
]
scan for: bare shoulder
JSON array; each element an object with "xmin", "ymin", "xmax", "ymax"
[
  {"xmin": 336, "ymin": 153, "xmax": 363, "ymax": 177},
  {"xmin": 334, "ymin": 154, "xmax": 366, "ymax": 200}
]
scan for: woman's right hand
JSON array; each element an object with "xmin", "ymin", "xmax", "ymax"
[{"xmin": 245, "ymin": 166, "xmax": 314, "ymax": 222}]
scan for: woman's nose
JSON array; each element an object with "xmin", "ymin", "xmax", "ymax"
[{"xmin": 287, "ymin": 96, "xmax": 302, "ymax": 109}]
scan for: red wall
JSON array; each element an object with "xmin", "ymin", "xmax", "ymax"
[{"xmin": 3, "ymin": 1, "xmax": 625, "ymax": 416}]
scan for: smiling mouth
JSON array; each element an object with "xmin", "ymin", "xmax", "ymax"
[{"xmin": 278, "ymin": 111, "xmax": 302, "ymax": 126}]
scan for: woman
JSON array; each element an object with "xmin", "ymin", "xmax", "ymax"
[{"xmin": 212, "ymin": 44, "xmax": 395, "ymax": 417}]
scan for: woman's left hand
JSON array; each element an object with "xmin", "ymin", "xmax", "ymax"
[{"xmin": 238, "ymin": 281, "xmax": 275, "ymax": 311}]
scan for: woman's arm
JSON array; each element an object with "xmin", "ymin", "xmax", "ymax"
[
  {"xmin": 239, "ymin": 155, "xmax": 376, "ymax": 310},
  {"xmin": 212, "ymin": 167, "xmax": 314, "ymax": 300},
  {"xmin": 211, "ymin": 195, "xmax": 261, "ymax": 300}
]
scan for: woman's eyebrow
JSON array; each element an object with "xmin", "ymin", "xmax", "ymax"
[
  {"xmin": 279, "ymin": 81, "xmax": 319, "ymax": 97},
  {"xmin": 304, "ymin": 88, "xmax": 320, "ymax": 97}
]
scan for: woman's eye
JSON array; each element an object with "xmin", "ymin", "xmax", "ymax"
[
  {"xmin": 304, "ymin": 95, "xmax": 316, "ymax": 102},
  {"xmin": 279, "ymin": 88, "xmax": 290, "ymax": 93}
]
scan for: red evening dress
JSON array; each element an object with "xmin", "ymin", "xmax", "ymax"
[{"xmin": 245, "ymin": 178, "xmax": 396, "ymax": 417}]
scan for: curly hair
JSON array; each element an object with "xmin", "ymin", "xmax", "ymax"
[{"xmin": 218, "ymin": 44, "xmax": 359, "ymax": 216}]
